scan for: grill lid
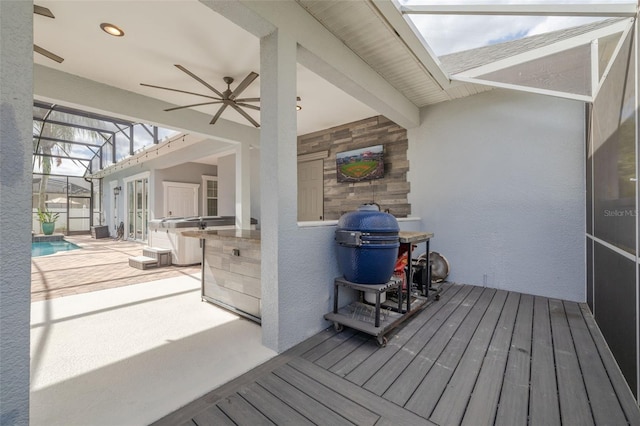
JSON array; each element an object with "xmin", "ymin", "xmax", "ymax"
[
  {"xmin": 336, "ymin": 204, "xmax": 399, "ymax": 234},
  {"xmin": 336, "ymin": 205, "xmax": 399, "ymax": 247},
  {"xmin": 335, "ymin": 230, "xmax": 398, "ymax": 247}
]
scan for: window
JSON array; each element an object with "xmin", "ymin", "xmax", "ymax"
[{"xmin": 202, "ymin": 176, "xmax": 218, "ymax": 216}]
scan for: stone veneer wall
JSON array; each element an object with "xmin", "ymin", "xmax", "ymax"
[{"xmin": 297, "ymin": 116, "xmax": 410, "ymax": 220}]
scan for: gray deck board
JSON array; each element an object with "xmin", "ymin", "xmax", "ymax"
[
  {"xmin": 237, "ymin": 383, "xmax": 315, "ymax": 426},
  {"xmin": 564, "ymin": 301, "xmax": 628, "ymax": 426},
  {"xmin": 154, "ymin": 283, "xmax": 640, "ymax": 426},
  {"xmin": 332, "ymin": 282, "xmax": 463, "ymax": 367},
  {"xmin": 191, "ymin": 405, "xmax": 235, "ymax": 426},
  {"xmin": 314, "ymin": 332, "xmax": 370, "ymax": 370},
  {"xmin": 287, "ymin": 357, "xmax": 435, "ymax": 425},
  {"xmin": 529, "ymin": 296, "xmax": 561, "ymax": 426},
  {"xmin": 273, "ymin": 363, "xmax": 380, "ymax": 426},
  {"xmin": 403, "ymin": 287, "xmax": 496, "ymax": 415},
  {"xmin": 344, "ymin": 283, "xmax": 465, "ymax": 386},
  {"xmin": 382, "ymin": 286, "xmax": 485, "ymax": 406},
  {"xmin": 580, "ymin": 303, "xmax": 640, "ymax": 425},
  {"xmin": 461, "ymin": 291, "xmax": 520, "ymax": 426},
  {"xmin": 361, "ymin": 284, "xmax": 472, "ymax": 395},
  {"xmin": 302, "ymin": 328, "xmax": 357, "ymax": 363},
  {"xmin": 428, "ymin": 289, "xmax": 508, "ymax": 425},
  {"xmin": 328, "ymin": 335, "xmax": 378, "ymax": 377},
  {"xmin": 548, "ymin": 298, "xmax": 593, "ymax": 425},
  {"xmin": 257, "ymin": 372, "xmax": 355, "ymax": 426},
  {"xmin": 494, "ymin": 293, "xmax": 534, "ymax": 426},
  {"xmin": 216, "ymin": 393, "xmax": 275, "ymax": 425}
]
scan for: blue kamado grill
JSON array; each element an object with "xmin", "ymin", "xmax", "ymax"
[{"xmin": 335, "ymin": 205, "xmax": 400, "ymax": 284}]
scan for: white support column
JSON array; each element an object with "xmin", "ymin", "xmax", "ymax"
[
  {"xmin": 235, "ymin": 142, "xmax": 251, "ymax": 229},
  {"xmin": 0, "ymin": 1, "xmax": 33, "ymax": 425},
  {"xmin": 260, "ymin": 29, "xmax": 298, "ymax": 351},
  {"xmin": 591, "ymin": 39, "xmax": 599, "ymax": 98}
]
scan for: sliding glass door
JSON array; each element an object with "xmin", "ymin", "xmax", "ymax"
[{"xmin": 126, "ymin": 174, "xmax": 149, "ymax": 242}]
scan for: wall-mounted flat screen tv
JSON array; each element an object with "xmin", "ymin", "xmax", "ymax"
[{"xmin": 336, "ymin": 145, "xmax": 384, "ymax": 183}]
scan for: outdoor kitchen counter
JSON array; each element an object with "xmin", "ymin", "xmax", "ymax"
[
  {"xmin": 182, "ymin": 229, "xmax": 260, "ymax": 241},
  {"xmin": 184, "ymin": 230, "xmax": 261, "ymax": 322}
]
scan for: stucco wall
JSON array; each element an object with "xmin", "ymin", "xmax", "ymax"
[
  {"xmin": 155, "ymin": 162, "xmax": 217, "ymax": 217},
  {"xmin": 408, "ymin": 89, "xmax": 586, "ymax": 302},
  {"xmin": 0, "ymin": 2, "xmax": 32, "ymax": 425}
]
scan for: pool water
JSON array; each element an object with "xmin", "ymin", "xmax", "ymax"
[{"xmin": 32, "ymin": 241, "xmax": 81, "ymax": 257}]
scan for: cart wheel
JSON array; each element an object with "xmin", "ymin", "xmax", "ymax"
[
  {"xmin": 377, "ymin": 336, "xmax": 388, "ymax": 347},
  {"xmin": 435, "ymin": 294, "xmax": 441, "ymax": 301},
  {"xmin": 333, "ymin": 322, "xmax": 344, "ymax": 332}
]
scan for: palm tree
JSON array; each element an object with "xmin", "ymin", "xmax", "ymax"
[{"xmin": 33, "ymin": 107, "xmax": 105, "ymax": 212}]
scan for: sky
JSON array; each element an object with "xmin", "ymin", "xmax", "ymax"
[{"xmin": 400, "ymin": 0, "xmax": 637, "ymax": 56}]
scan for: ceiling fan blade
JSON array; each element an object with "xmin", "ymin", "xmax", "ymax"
[
  {"xmin": 164, "ymin": 101, "xmax": 223, "ymax": 112},
  {"xmin": 234, "ymin": 97, "xmax": 260, "ymax": 103},
  {"xmin": 34, "ymin": 5, "xmax": 55, "ymax": 18},
  {"xmin": 235, "ymin": 102, "xmax": 260, "ymax": 111},
  {"xmin": 34, "ymin": 44, "xmax": 63, "ymax": 63},
  {"xmin": 230, "ymin": 72, "xmax": 258, "ymax": 100},
  {"xmin": 174, "ymin": 65, "xmax": 224, "ymax": 98},
  {"xmin": 230, "ymin": 104, "xmax": 260, "ymax": 128},
  {"xmin": 140, "ymin": 83, "xmax": 221, "ymax": 100},
  {"xmin": 210, "ymin": 104, "xmax": 229, "ymax": 125}
]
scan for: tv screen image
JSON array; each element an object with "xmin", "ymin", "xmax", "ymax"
[{"xmin": 336, "ymin": 145, "xmax": 384, "ymax": 183}]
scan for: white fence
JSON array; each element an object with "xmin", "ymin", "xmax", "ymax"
[{"xmin": 32, "ymin": 207, "xmax": 91, "ymax": 234}]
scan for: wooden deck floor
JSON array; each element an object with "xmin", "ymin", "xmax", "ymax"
[{"xmin": 153, "ymin": 283, "xmax": 640, "ymax": 425}]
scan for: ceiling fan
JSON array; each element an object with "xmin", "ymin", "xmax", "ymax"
[
  {"xmin": 141, "ymin": 65, "xmax": 261, "ymax": 127},
  {"xmin": 34, "ymin": 5, "xmax": 64, "ymax": 63}
]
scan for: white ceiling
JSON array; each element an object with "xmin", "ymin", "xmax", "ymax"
[{"xmin": 33, "ymin": 0, "xmax": 378, "ymax": 137}]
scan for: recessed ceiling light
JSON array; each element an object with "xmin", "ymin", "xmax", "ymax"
[{"xmin": 100, "ymin": 23, "xmax": 124, "ymax": 37}]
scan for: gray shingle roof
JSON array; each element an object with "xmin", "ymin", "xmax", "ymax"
[{"xmin": 440, "ymin": 17, "xmax": 627, "ymax": 75}]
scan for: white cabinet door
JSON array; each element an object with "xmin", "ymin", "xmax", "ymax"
[{"xmin": 163, "ymin": 182, "xmax": 199, "ymax": 217}]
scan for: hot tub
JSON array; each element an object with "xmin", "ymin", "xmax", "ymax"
[{"xmin": 148, "ymin": 216, "xmax": 257, "ymax": 265}]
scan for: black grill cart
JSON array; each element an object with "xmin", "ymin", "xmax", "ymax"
[{"xmin": 325, "ymin": 231, "xmax": 438, "ymax": 346}]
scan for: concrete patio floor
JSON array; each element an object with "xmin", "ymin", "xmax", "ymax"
[{"xmin": 29, "ymin": 234, "xmax": 276, "ymax": 425}]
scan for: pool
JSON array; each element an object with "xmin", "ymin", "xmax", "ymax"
[{"xmin": 32, "ymin": 240, "xmax": 81, "ymax": 257}]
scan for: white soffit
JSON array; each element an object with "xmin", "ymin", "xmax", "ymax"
[
  {"xmin": 372, "ymin": 0, "xmax": 496, "ymax": 102},
  {"xmin": 296, "ymin": 0, "xmax": 454, "ymax": 107}
]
